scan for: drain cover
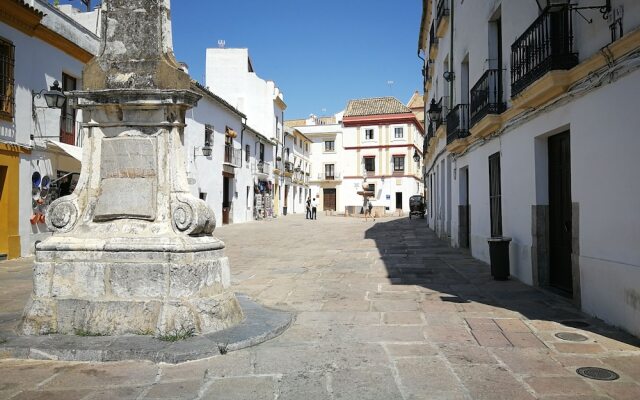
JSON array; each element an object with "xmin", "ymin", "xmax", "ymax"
[
  {"xmin": 555, "ymin": 332, "xmax": 588, "ymax": 342},
  {"xmin": 561, "ymin": 320, "xmax": 590, "ymax": 328},
  {"xmin": 576, "ymin": 367, "xmax": 620, "ymax": 381}
]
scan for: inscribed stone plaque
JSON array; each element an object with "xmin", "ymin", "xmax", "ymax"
[{"xmin": 94, "ymin": 137, "xmax": 157, "ymax": 221}]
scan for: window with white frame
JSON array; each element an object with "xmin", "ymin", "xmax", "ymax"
[
  {"xmin": 393, "ymin": 155, "xmax": 405, "ymax": 173},
  {"xmin": 394, "ymin": 127, "xmax": 404, "ymax": 139},
  {"xmin": 365, "ymin": 128, "xmax": 374, "ymax": 140},
  {"xmin": 324, "ymin": 140, "xmax": 335, "ymax": 152},
  {"xmin": 364, "ymin": 156, "xmax": 375, "ymax": 172}
]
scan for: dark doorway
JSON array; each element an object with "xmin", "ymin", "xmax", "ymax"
[
  {"xmin": 459, "ymin": 167, "xmax": 470, "ymax": 249},
  {"xmin": 222, "ymin": 176, "xmax": 230, "ymax": 225},
  {"xmin": 548, "ymin": 131, "xmax": 573, "ymax": 294},
  {"xmin": 395, "ymin": 192, "xmax": 403, "ymax": 210},
  {"xmin": 323, "ymin": 188, "xmax": 336, "ymax": 211}
]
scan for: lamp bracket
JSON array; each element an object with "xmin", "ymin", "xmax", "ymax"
[{"xmin": 567, "ymin": 1, "xmax": 611, "ymax": 21}]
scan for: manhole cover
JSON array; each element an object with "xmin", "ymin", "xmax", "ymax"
[
  {"xmin": 576, "ymin": 367, "xmax": 619, "ymax": 381},
  {"xmin": 561, "ymin": 320, "xmax": 590, "ymax": 328},
  {"xmin": 555, "ymin": 332, "xmax": 588, "ymax": 342}
]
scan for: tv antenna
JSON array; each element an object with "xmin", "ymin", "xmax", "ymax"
[
  {"xmin": 218, "ymin": 40, "xmax": 226, "ymax": 49},
  {"xmin": 387, "ymin": 80, "xmax": 394, "ymax": 95}
]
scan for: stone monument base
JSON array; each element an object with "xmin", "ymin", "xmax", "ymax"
[{"xmin": 21, "ymin": 237, "xmax": 244, "ymax": 337}]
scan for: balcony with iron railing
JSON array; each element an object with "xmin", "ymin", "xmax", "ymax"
[
  {"xmin": 224, "ymin": 145, "xmax": 241, "ymax": 167},
  {"xmin": 435, "ymin": 96, "xmax": 449, "ymax": 131},
  {"xmin": 284, "ymin": 161, "xmax": 294, "ymax": 174},
  {"xmin": 470, "ymin": 69, "xmax": 506, "ymax": 128},
  {"xmin": 435, "ymin": 0, "xmax": 450, "ymax": 37},
  {"xmin": 511, "ymin": 5, "xmax": 578, "ymax": 97},
  {"xmin": 252, "ymin": 160, "xmax": 272, "ymax": 176},
  {"xmin": 317, "ymin": 172, "xmax": 341, "ymax": 181},
  {"xmin": 446, "ymin": 104, "xmax": 470, "ymax": 145}
]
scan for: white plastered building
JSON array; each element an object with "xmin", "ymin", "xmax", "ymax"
[{"xmin": 419, "ymin": 0, "xmax": 640, "ymax": 335}]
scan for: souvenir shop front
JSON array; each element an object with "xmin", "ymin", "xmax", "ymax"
[{"xmin": 254, "ymin": 179, "xmax": 274, "ymax": 220}]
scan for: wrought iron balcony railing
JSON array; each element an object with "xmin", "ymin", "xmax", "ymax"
[
  {"xmin": 446, "ymin": 104, "xmax": 470, "ymax": 145},
  {"xmin": 435, "ymin": 96, "xmax": 449, "ymax": 130},
  {"xmin": 224, "ymin": 145, "xmax": 241, "ymax": 167},
  {"xmin": 252, "ymin": 160, "xmax": 271, "ymax": 175},
  {"xmin": 284, "ymin": 161, "xmax": 294, "ymax": 173},
  {"xmin": 436, "ymin": 0, "xmax": 449, "ymax": 31},
  {"xmin": 511, "ymin": 5, "xmax": 578, "ymax": 97},
  {"xmin": 470, "ymin": 69, "xmax": 506, "ymax": 127}
]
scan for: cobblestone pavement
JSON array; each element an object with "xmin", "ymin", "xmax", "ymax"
[{"xmin": 1, "ymin": 214, "xmax": 639, "ymax": 399}]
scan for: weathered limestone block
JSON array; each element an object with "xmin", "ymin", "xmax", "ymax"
[
  {"xmin": 194, "ymin": 294, "xmax": 244, "ymax": 333},
  {"xmin": 51, "ymin": 262, "xmax": 107, "ymax": 298},
  {"xmin": 22, "ymin": 299, "xmax": 57, "ymax": 335},
  {"xmin": 109, "ymin": 263, "xmax": 166, "ymax": 298},
  {"xmin": 32, "ymin": 263, "xmax": 54, "ymax": 297}
]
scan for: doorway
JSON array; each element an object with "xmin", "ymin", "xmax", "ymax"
[
  {"xmin": 548, "ymin": 131, "xmax": 573, "ymax": 294},
  {"xmin": 395, "ymin": 192, "xmax": 403, "ymax": 210},
  {"xmin": 458, "ymin": 167, "xmax": 470, "ymax": 249},
  {"xmin": 0, "ymin": 165, "xmax": 7, "ymax": 257},
  {"xmin": 222, "ymin": 176, "xmax": 231, "ymax": 225},
  {"xmin": 323, "ymin": 188, "xmax": 336, "ymax": 211}
]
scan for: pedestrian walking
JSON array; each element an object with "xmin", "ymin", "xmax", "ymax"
[
  {"xmin": 364, "ymin": 198, "xmax": 375, "ymax": 222},
  {"xmin": 305, "ymin": 197, "xmax": 312, "ymax": 219},
  {"xmin": 311, "ymin": 196, "xmax": 318, "ymax": 220}
]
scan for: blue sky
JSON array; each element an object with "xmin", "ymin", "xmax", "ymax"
[{"xmin": 54, "ymin": 0, "xmax": 423, "ymax": 119}]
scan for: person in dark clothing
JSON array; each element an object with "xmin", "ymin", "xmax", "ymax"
[
  {"xmin": 311, "ymin": 197, "xmax": 318, "ymax": 220},
  {"xmin": 306, "ymin": 197, "xmax": 312, "ymax": 219}
]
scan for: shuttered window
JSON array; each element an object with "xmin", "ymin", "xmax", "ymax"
[{"xmin": 0, "ymin": 38, "xmax": 15, "ymax": 121}]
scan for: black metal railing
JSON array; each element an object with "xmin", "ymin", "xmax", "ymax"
[
  {"xmin": 435, "ymin": 96, "xmax": 449, "ymax": 130},
  {"xmin": 284, "ymin": 161, "xmax": 294, "ymax": 173},
  {"xmin": 436, "ymin": 0, "xmax": 449, "ymax": 30},
  {"xmin": 446, "ymin": 104, "xmax": 470, "ymax": 145},
  {"xmin": 224, "ymin": 145, "xmax": 241, "ymax": 167},
  {"xmin": 511, "ymin": 5, "xmax": 578, "ymax": 97},
  {"xmin": 470, "ymin": 69, "xmax": 506, "ymax": 127}
]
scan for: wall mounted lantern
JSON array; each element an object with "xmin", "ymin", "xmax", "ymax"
[
  {"xmin": 32, "ymin": 80, "xmax": 66, "ymax": 119},
  {"xmin": 194, "ymin": 145, "xmax": 212, "ymax": 158},
  {"xmin": 443, "ymin": 71, "xmax": 455, "ymax": 82},
  {"xmin": 427, "ymin": 98, "xmax": 442, "ymax": 122},
  {"xmin": 413, "ymin": 150, "xmax": 421, "ymax": 163}
]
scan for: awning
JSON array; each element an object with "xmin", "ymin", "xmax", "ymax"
[{"xmin": 46, "ymin": 140, "xmax": 82, "ymax": 162}]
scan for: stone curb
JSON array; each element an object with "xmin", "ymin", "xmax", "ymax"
[{"xmin": 0, "ymin": 294, "xmax": 292, "ymax": 364}]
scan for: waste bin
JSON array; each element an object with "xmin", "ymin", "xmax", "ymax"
[
  {"xmin": 487, "ymin": 237, "xmax": 512, "ymax": 280},
  {"xmin": 283, "ymin": 206, "xmax": 288, "ymax": 216}
]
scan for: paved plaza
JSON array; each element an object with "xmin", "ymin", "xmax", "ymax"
[{"xmin": 0, "ymin": 215, "xmax": 639, "ymax": 399}]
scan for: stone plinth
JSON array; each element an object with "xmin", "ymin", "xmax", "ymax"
[{"xmin": 21, "ymin": 0, "xmax": 244, "ymax": 337}]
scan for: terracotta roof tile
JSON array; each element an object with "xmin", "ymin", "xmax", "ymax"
[{"xmin": 344, "ymin": 97, "xmax": 412, "ymax": 117}]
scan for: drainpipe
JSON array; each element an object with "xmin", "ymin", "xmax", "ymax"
[
  {"xmin": 449, "ymin": 0, "xmax": 455, "ymax": 111},
  {"xmin": 418, "ymin": 49, "xmax": 427, "ymax": 200},
  {"xmin": 240, "ymin": 116, "xmax": 247, "ymax": 168}
]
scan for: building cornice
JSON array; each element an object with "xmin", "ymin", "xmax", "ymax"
[
  {"xmin": 344, "ymin": 143, "xmax": 422, "ymax": 156},
  {"xmin": 343, "ymin": 113, "xmax": 425, "ymax": 135}
]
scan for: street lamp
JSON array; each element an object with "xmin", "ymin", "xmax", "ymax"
[
  {"xmin": 413, "ymin": 150, "xmax": 421, "ymax": 163},
  {"xmin": 427, "ymin": 98, "xmax": 442, "ymax": 123},
  {"xmin": 32, "ymin": 80, "xmax": 66, "ymax": 119}
]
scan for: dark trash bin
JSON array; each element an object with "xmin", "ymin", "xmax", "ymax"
[{"xmin": 487, "ymin": 237, "xmax": 512, "ymax": 280}]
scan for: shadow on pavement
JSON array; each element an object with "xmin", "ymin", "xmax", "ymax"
[{"xmin": 365, "ymin": 216, "xmax": 640, "ymax": 348}]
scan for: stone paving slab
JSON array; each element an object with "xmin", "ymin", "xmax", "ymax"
[
  {"xmin": 0, "ymin": 214, "xmax": 639, "ymax": 399},
  {"xmin": 0, "ymin": 294, "xmax": 292, "ymax": 364}
]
